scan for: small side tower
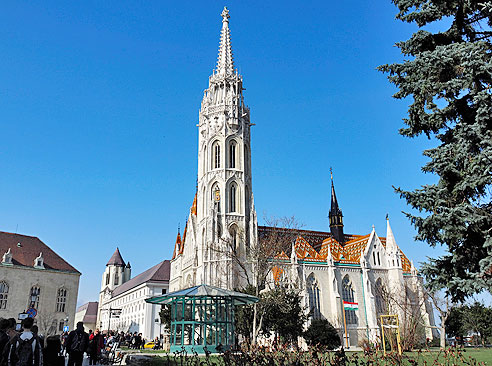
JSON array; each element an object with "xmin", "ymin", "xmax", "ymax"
[
  {"xmin": 329, "ymin": 169, "xmax": 345, "ymax": 244},
  {"xmin": 100, "ymin": 247, "xmax": 127, "ymax": 291}
]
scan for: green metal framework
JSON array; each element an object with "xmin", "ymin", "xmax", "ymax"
[{"xmin": 145, "ymin": 285, "xmax": 258, "ymax": 354}]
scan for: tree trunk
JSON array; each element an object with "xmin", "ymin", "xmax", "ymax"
[
  {"xmin": 440, "ymin": 324, "xmax": 446, "ymax": 348},
  {"xmin": 252, "ymin": 302, "xmax": 257, "ymax": 345}
]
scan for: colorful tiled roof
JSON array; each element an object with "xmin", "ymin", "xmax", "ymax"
[
  {"xmin": 259, "ymin": 226, "xmax": 413, "ymax": 272},
  {"xmin": 171, "ymin": 232, "xmax": 182, "ymax": 260}
]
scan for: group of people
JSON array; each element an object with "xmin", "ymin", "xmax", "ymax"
[{"xmin": 0, "ymin": 317, "xmax": 119, "ymax": 366}]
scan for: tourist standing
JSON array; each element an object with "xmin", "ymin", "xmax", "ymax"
[
  {"xmin": 65, "ymin": 322, "xmax": 88, "ymax": 366},
  {"xmin": 2, "ymin": 317, "xmax": 42, "ymax": 366},
  {"xmin": 87, "ymin": 329, "xmax": 103, "ymax": 365}
]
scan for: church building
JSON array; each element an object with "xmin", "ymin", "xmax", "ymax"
[
  {"xmin": 169, "ymin": 8, "xmax": 436, "ymax": 347},
  {"xmin": 97, "ymin": 248, "xmax": 170, "ymax": 340}
]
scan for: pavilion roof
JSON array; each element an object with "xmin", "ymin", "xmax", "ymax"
[{"xmin": 145, "ymin": 284, "xmax": 259, "ymax": 306}]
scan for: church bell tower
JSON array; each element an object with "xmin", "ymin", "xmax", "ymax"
[
  {"xmin": 329, "ymin": 170, "xmax": 345, "ymax": 244},
  {"xmin": 195, "ymin": 7, "xmax": 257, "ymax": 289}
]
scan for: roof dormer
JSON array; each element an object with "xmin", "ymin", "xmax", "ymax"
[
  {"xmin": 34, "ymin": 252, "xmax": 45, "ymax": 269},
  {"xmin": 2, "ymin": 248, "xmax": 12, "ymax": 265}
]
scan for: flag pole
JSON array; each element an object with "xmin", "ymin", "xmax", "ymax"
[{"xmin": 343, "ymin": 303, "xmax": 348, "ymax": 348}]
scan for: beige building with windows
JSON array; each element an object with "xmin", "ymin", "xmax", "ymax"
[{"xmin": 0, "ymin": 231, "xmax": 80, "ymax": 334}]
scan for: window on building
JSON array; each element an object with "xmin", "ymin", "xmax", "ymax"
[
  {"xmin": 229, "ymin": 141, "xmax": 236, "ymax": 168},
  {"xmin": 374, "ymin": 278, "xmax": 385, "ymax": 318},
  {"xmin": 213, "ymin": 142, "xmax": 221, "ymax": 169},
  {"xmin": 341, "ymin": 276, "xmax": 358, "ymax": 325},
  {"xmin": 58, "ymin": 320, "xmax": 65, "ymax": 332},
  {"xmin": 106, "ymin": 273, "xmax": 110, "ymax": 285},
  {"xmin": 114, "ymin": 273, "xmax": 119, "ymax": 286},
  {"xmin": 229, "ymin": 183, "xmax": 237, "ymax": 212},
  {"xmin": 162, "ymin": 289, "xmax": 167, "ymax": 294},
  {"xmin": 56, "ymin": 288, "xmax": 67, "ymax": 312},
  {"xmin": 307, "ymin": 274, "xmax": 321, "ymax": 320},
  {"xmin": 28, "ymin": 286, "xmax": 40, "ymax": 309},
  {"xmin": 377, "ymin": 252, "xmax": 381, "ymax": 266},
  {"xmin": 0, "ymin": 282, "xmax": 8, "ymax": 310}
]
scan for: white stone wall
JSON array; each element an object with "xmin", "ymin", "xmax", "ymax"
[
  {"xmin": 98, "ymin": 282, "xmax": 168, "ymax": 341},
  {"xmin": 0, "ymin": 265, "xmax": 80, "ymax": 333}
]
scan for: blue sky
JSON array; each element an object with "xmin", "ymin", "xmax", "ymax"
[{"xmin": 1, "ymin": 1, "xmax": 485, "ymax": 306}]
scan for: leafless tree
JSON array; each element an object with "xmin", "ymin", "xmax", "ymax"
[
  {"xmin": 377, "ymin": 282, "xmax": 430, "ymax": 350},
  {"xmin": 36, "ymin": 312, "xmax": 59, "ymax": 336},
  {"xmin": 211, "ymin": 215, "xmax": 302, "ymax": 344}
]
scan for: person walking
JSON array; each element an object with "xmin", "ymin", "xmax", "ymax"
[
  {"xmin": 87, "ymin": 329, "xmax": 103, "ymax": 365},
  {"xmin": 65, "ymin": 322, "xmax": 88, "ymax": 366},
  {"xmin": 2, "ymin": 317, "xmax": 42, "ymax": 366},
  {"xmin": 43, "ymin": 335, "xmax": 64, "ymax": 366}
]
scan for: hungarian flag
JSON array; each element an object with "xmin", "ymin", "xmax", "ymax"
[{"xmin": 343, "ymin": 301, "xmax": 359, "ymax": 311}]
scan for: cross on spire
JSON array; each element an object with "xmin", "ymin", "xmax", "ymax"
[{"xmin": 215, "ymin": 7, "xmax": 234, "ymax": 76}]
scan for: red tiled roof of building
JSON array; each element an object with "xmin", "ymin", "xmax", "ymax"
[{"xmin": 0, "ymin": 231, "xmax": 80, "ymax": 273}]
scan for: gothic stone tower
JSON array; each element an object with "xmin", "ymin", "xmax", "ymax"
[{"xmin": 170, "ymin": 8, "xmax": 257, "ymax": 291}]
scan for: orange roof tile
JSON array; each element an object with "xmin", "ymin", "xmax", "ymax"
[
  {"xmin": 272, "ymin": 266, "xmax": 284, "ymax": 284},
  {"xmin": 171, "ymin": 232, "xmax": 182, "ymax": 260}
]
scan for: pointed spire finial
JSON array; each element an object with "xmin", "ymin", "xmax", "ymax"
[
  {"xmin": 221, "ymin": 7, "xmax": 230, "ymax": 23},
  {"xmin": 330, "ymin": 167, "xmax": 333, "ymax": 183},
  {"xmin": 215, "ymin": 7, "xmax": 234, "ymax": 75},
  {"xmin": 178, "ymin": 223, "xmax": 180, "ymax": 234}
]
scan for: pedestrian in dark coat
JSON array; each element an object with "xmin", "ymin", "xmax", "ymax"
[{"xmin": 65, "ymin": 322, "xmax": 89, "ymax": 366}]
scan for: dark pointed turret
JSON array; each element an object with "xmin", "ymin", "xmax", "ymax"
[
  {"xmin": 106, "ymin": 247, "xmax": 125, "ymax": 266},
  {"xmin": 329, "ymin": 169, "xmax": 345, "ymax": 244}
]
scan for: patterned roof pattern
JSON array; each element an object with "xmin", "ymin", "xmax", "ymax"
[{"xmin": 171, "ymin": 232, "xmax": 182, "ymax": 261}]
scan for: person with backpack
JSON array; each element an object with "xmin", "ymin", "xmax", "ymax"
[
  {"xmin": 65, "ymin": 322, "xmax": 88, "ymax": 366},
  {"xmin": 1, "ymin": 317, "xmax": 42, "ymax": 366}
]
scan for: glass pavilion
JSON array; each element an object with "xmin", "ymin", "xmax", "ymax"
[{"xmin": 145, "ymin": 284, "xmax": 258, "ymax": 354}]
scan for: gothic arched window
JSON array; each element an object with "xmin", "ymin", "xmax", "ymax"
[
  {"xmin": 244, "ymin": 145, "xmax": 249, "ymax": 172},
  {"xmin": 211, "ymin": 184, "xmax": 221, "ymax": 212},
  {"xmin": 28, "ymin": 286, "xmax": 41, "ymax": 309},
  {"xmin": 203, "ymin": 145, "xmax": 207, "ymax": 174},
  {"xmin": 229, "ymin": 141, "xmax": 236, "ymax": 168},
  {"xmin": 0, "ymin": 281, "xmax": 8, "ymax": 310},
  {"xmin": 213, "ymin": 142, "xmax": 221, "ymax": 169},
  {"xmin": 307, "ymin": 274, "xmax": 321, "ymax": 320},
  {"xmin": 374, "ymin": 278, "xmax": 385, "ymax": 317},
  {"xmin": 229, "ymin": 183, "xmax": 237, "ymax": 212},
  {"xmin": 341, "ymin": 276, "xmax": 358, "ymax": 325},
  {"xmin": 56, "ymin": 288, "xmax": 67, "ymax": 312},
  {"xmin": 114, "ymin": 272, "xmax": 119, "ymax": 286},
  {"xmin": 106, "ymin": 273, "xmax": 110, "ymax": 285}
]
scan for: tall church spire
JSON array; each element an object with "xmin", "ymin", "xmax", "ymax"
[
  {"xmin": 215, "ymin": 7, "xmax": 234, "ymax": 76},
  {"xmin": 329, "ymin": 168, "xmax": 345, "ymax": 244}
]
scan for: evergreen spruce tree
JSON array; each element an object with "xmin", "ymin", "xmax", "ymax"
[{"xmin": 379, "ymin": 1, "xmax": 492, "ymax": 301}]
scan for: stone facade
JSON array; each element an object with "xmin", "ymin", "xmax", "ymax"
[
  {"xmin": 0, "ymin": 232, "xmax": 80, "ymax": 334},
  {"xmin": 169, "ymin": 7, "xmax": 436, "ymax": 348}
]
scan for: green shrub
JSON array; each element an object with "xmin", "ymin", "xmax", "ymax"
[{"xmin": 303, "ymin": 319, "xmax": 341, "ymax": 350}]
